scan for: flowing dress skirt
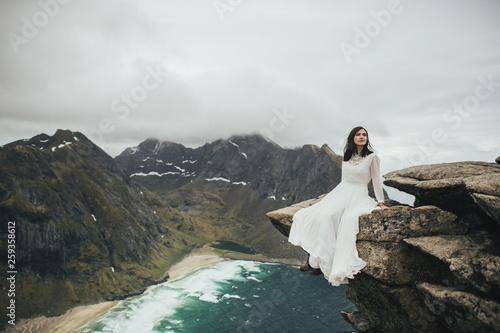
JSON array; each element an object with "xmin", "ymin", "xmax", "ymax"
[{"xmin": 288, "ymin": 180, "xmax": 378, "ymax": 286}]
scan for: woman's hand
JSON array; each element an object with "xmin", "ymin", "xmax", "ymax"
[{"xmin": 379, "ymin": 202, "xmax": 389, "ymax": 210}]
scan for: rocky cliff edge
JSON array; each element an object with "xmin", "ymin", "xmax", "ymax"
[{"xmin": 266, "ymin": 161, "xmax": 500, "ymax": 333}]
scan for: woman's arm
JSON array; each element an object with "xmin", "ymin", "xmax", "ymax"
[{"xmin": 370, "ymin": 154, "xmax": 389, "ymax": 209}]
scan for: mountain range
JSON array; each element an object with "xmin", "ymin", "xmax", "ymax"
[
  {"xmin": 0, "ymin": 130, "xmax": 193, "ymax": 319},
  {"xmin": 112, "ymin": 133, "xmax": 353, "ymax": 266},
  {"xmin": 0, "ymin": 129, "xmax": 351, "ymax": 322},
  {"xmin": 114, "ymin": 134, "xmax": 343, "ymax": 202}
]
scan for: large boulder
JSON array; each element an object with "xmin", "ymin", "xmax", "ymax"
[
  {"xmin": 341, "ymin": 310, "xmax": 378, "ymax": 333},
  {"xmin": 358, "ymin": 205, "xmax": 476, "ymax": 242},
  {"xmin": 356, "ymin": 241, "xmax": 416, "ymax": 285},
  {"xmin": 417, "ymin": 282, "xmax": 500, "ymax": 333},
  {"xmin": 383, "ymin": 162, "xmax": 500, "ymax": 226},
  {"xmin": 356, "ymin": 205, "xmax": 483, "ymax": 285},
  {"xmin": 344, "ymin": 273, "xmax": 448, "ymax": 332},
  {"xmin": 265, "ymin": 194, "xmax": 325, "ymax": 236},
  {"xmin": 404, "ymin": 234, "xmax": 500, "ymax": 298}
]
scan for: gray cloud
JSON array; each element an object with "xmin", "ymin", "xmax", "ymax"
[{"xmin": 1, "ymin": 0, "xmax": 499, "ymax": 178}]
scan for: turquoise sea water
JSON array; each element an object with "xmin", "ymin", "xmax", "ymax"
[{"xmin": 78, "ymin": 260, "xmax": 357, "ymax": 333}]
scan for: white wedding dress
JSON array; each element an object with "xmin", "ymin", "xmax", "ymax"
[{"xmin": 288, "ymin": 153, "xmax": 384, "ymax": 286}]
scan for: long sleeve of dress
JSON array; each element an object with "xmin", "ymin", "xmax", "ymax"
[{"xmin": 370, "ymin": 154, "xmax": 385, "ymax": 203}]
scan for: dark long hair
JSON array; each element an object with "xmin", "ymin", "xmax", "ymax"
[{"xmin": 343, "ymin": 126, "xmax": 374, "ymax": 162}]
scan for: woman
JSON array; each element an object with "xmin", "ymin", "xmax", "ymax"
[{"xmin": 288, "ymin": 126, "xmax": 388, "ymax": 286}]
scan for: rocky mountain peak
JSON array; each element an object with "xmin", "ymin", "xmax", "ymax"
[
  {"xmin": 0, "ymin": 129, "xmax": 190, "ymax": 318},
  {"xmin": 227, "ymin": 133, "xmax": 277, "ymax": 147},
  {"xmin": 321, "ymin": 143, "xmax": 337, "ymax": 156},
  {"xmin": 2, "ymin": 129, "xmax": 84, "ymax": 153},
  {"xmin": 52, "ymin": 128, "xmax": 79, "ymax": 142},
  {"xmin": 115, "ymin": 134, "xmax": 344, "ymax": 203}
]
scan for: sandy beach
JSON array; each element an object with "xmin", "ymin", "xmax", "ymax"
[
  {"xmin": 4, "ymin": 247, "xmax": 227, "ymax": 333},
  {"xmin": 165, "ymin": 253, "xmax": 228, "ymax": 281},
  {"xmin": 3, "ymin": 301, "xmax": 120, "ymax": 333}
]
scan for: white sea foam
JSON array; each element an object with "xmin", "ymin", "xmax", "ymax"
[
  {"xmin": 221, "ymin": 294, "xmax": 241, "ymax": 300},
  {"xmin": 82, "ymin": 289, "xmax": 184, "ymax": 333},
  {"xmin": 80, "ymin": 260, "xmax": 266, "ymax": 333},
  {"xmin": 247, "ymin": 276, "xmax": 262, "ymax": 282},
  {"xmin": 199, "ymin": 293, "xmax": 219, "ymax": 303}
]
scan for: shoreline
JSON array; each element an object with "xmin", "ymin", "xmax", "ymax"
[
  {"xmin": 3, "ymin": 300, "xmax": 120, "ymax": 333},
  {"xmin": 157, "ymin": 246, "xmax": 229, "ymax": 282},
  {"xmin": 5, "ymin": 245, "xmax": 297, "ymax": 333}
]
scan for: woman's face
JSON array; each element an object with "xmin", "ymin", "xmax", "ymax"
[{"xmin": 353, "ymin": 128, "xmax": 368, "ymax": 148}]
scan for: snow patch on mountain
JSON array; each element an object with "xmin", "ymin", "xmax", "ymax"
[
  {"xmin": 51, "ymin": 140, "xmax": 73, "ymax": 152},
  {"xmin": 206, "ymin": 177, "xmax": 231, "ymax": 182}
]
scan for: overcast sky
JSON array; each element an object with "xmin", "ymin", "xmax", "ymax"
[{"xmin": 1, "ymin": 0, "xmax": 499, "ymax": 184}]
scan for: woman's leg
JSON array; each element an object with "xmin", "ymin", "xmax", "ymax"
[{"xmin": 299, "ymin": 253, "xmax": 313, "ymax": 271}]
